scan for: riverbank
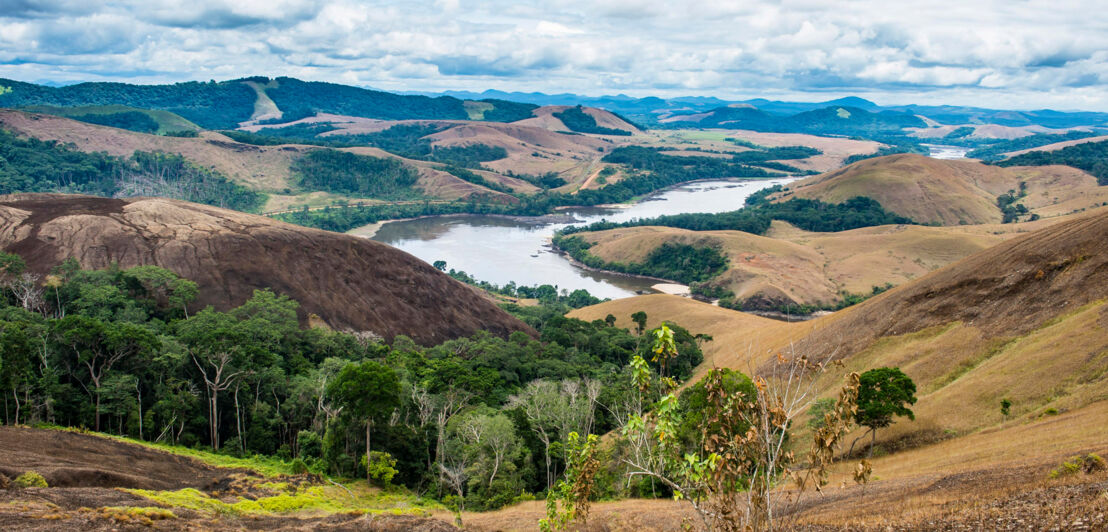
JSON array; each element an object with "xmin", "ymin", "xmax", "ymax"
[
  {"xmin": 363, "ymin": 177, "xmax": 793, "ymax": 300},
  {"xmin": 348, "ymin": 212, "xmax": 584, "ymax": 239}
]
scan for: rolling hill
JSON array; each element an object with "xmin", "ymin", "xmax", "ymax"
[
  {"xmin": 571, "ymin": 206, "xmax": 1108, "ymax": 441},
  {"xmin": 568, "ymin": 220, "xmax": 1021, "ymax": 309},
  {"xmin": 773, "ymin": 153, "xmax": 1106, "ymax": 225},
  {"xmin": 563, "ymin": 208, "xmax": 1108, "ymax": 527},
  {"xmin": 0, "ymin": 194, "xmax": 531, "ymax": 344}
]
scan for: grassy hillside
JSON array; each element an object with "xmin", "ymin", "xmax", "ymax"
[
  {"xmin": 996, "ymin": 138, "xmax": 1108, "ymax": 185},
  {"xmin": 573, "ymin": 207, "xmax": 1108, "ymax": 444},
  {"xmin": 776, "ymin": 153, "xmax": 1105, "ymax": 225},
  {"xmin": 565, "ymin": 221, "xmax": 1014, "ymax": 310},
  {"xmin": 0, "ymin": 129, "xmax": 264, "ymax": 211}
]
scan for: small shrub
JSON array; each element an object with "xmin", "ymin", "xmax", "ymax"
[
  {"xmin": 297, "ymin": 430, "xmax": 323, "ymax": 459},
  {"xmin": 1050, "ymin": 454, "xmax": 1107, "ymax": 478},
  {"xmin": 290, "ymin": 458, "xmax": 309, "ymax": 475},
  {"xmin": 1083, "ymin": 453, "xmax": 1106, "ymax": 474},
  {"xmin": 14, "ymin": 471, "xmax": 48, "ymax": 488},
  {"xmin": 363, "ymin": 451, "xmax": 398, "ymax": 487},
  {"xmin": 1043, "ymin": 407, "xmax": 1059, "ymax": 416},
  {"xmin": 1000, "ymin": 398, "xmax": 1011, "ymax": 417}
]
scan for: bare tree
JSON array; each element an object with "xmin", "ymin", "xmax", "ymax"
[{"xmin": 191, "ymin": 349, "xmax": 244, "ymax": 451}]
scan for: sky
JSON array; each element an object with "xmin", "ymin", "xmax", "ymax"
[{"xmin": 1, "ymin": 0, "xmax": 1106, "ymax": 111}]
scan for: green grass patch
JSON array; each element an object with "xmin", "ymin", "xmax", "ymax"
[
  {"xmin": 463, "ymin": 101, "xmax": 494, "ymax": 120},
  {"xmin": 126, "ymin": 485, "xmax": 440, "ymax": 518}
]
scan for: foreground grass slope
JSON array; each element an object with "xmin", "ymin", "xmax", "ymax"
[
  {"xmin": 0, "ymin": 426, "xmax": 450, "ymax": 530},
  {"xmin": 558, "ymin": 208, "xmax": 1108, "ymax": 529},
  {"xmin": 571, "ymin": 206, "xmax": 1108, "ymax": 448}
]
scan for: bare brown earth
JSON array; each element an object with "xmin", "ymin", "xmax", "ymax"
[
  {"xmin": 0, "ymin": 194, "xmax": 531, "ymax": 344},
  {"xmin": 0, "ymin": 427, "xmax": 455, "ymax": 531},
  {"xmin": 775, "ymin": 153, "xmax": 1105, "ymax": 225}
]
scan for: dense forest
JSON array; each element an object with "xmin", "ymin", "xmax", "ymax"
[
  {"xmin": 68, "ymin": 111, "xmax": 160, "ymax": 134},
  {"xmin": 441, "ymin": 166, "xmax": 515, "ymax": 194},
  {"xmin": 966, "ymin": 130, "xmax": 1099, "ymax": 161},
  {"xmin": 995, "ymin": 139, "xmax": 1108, "ymax": 185},
  {"xmin": 558, "ymin": 190, "xmax": 914, "ymax": 238},
  {"xmin": 0, "ymin": 129, "xmax": 264, "ymax": 211},
  {"xmin": 0, "ymin": 78, "xmax": 257, "ymax": 129},
  {"xmin": 552, "ymin": 106, "xmax": 633, "ymax": 136},
  {"xmin": 663, "ymin": 105, "xmax": 927, "ymax": 137},
  {"xmin": 263, "ymin": 77, "xmax": 537, "ymax": 122},
  {"xmin": 553, "ymin": 238, "xmax": 730, "ymax": 285},
  {"xmin": 291, "ymin": 150, "xmax": 420, "ymax": 199},
  {"xmin": 223, "ymin": 124, "xmax": 508, "ymax": 168},
  {"xmin": 0, "ymin": 253, "xmax": 711, "ymax": 509}
]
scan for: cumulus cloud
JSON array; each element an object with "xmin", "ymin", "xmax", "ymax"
[{"xmin": 0, "ymin": 0, "xmax": 1106, "ymax": 109}]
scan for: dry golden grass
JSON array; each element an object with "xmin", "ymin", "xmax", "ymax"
[
  {"xmin": 569, "ymin": 294, "xmax": 807, "ymax": 376},
  {"xmin": 778, "ymin": 153, "xmax": 1102, "ymax": 225},
  {"xmin": 571, "ymin": 220, "xmax": 1012, "ymax": 308},
  {"xmin": 644, "ymin": 129, "xmax": 882, "ymax": 173}
]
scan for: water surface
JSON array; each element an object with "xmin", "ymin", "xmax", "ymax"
[{"xmin": 366, "ymin": 178, "xmax": 794, "ymax": 299}]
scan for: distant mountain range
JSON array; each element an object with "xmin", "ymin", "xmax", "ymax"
[
  {"xmin": 3, "ymin": 76, "xmax": 1108, "ymax": 136},
  {"xmin": 425, "ymin": 89, "xmax": 1108, "ymax": 129}
]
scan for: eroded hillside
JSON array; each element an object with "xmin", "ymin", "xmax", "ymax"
[{"xmin": 0, "ymin": 194, "xmax": 531, "ymax": 344}]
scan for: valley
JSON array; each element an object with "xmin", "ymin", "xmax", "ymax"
[{"xmin": 0, "ymin": 73, "xmax": 1106, "ymax": 531}]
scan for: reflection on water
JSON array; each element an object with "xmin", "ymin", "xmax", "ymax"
[
  {"xmin": 367, "ymin": 177, "xmax": 794, "ymax": 299},
  {"xmin": 923, "ymin": 144, "xmax": 969, "ymax": 160}
]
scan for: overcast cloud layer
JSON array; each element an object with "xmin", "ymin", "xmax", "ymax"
[{"xmin": 1, "ymin": 0, "xmax": 1106, "ymax": 110}]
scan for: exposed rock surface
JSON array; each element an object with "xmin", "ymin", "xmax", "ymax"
[{"xmin": 0, "ymin": 193, "xmax": 531, "ymax": 344}]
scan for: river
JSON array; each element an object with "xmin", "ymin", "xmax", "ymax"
[{"xmin": 357, "ymin": 178, "xmax": 794, "ymax": 299}]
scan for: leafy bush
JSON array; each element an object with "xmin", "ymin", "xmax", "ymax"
[
  {"xmin": 1050, "ymin": 454, "xmax": 1107, "ymax": 478},
  {"xmin": 14, "ymin": 471, "xmax": 48, "ymax": 488},
  {"xmin": 363, "ymin": 451, "xmax": 399, "ymax": 487}
]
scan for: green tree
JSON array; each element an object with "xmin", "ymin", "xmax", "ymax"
[
  {"xmin": 851, "ymin": 367, "xmax": 917, "ymax": 456},
  {"xmin": 326, "ymin": 360, "xmax": 401, "ymax": 481},
  {"xmin": 630, "ymin": 311, "xmax": 647, "ymax": 336},
  {"xmin": 53, "ymin": 316, "xmax": 158, "ymax": 432}
]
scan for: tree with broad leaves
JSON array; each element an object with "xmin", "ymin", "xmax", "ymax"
[
  {"xmin": 326, "ymin": 360, "xmax": 400, "ymax": 481},
  {"xmin": 851, "ymin": 367, "xmax": 917, "ymax": 457}
]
